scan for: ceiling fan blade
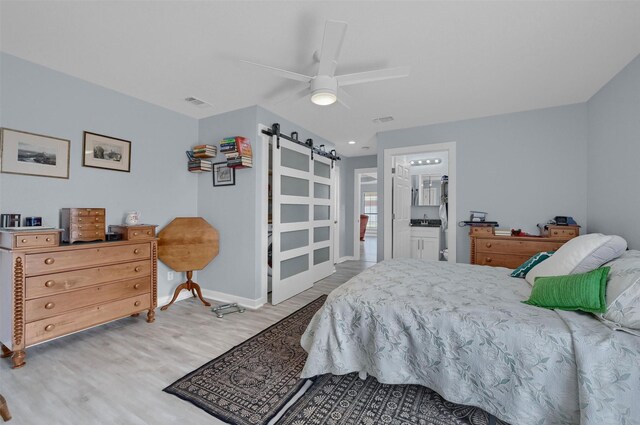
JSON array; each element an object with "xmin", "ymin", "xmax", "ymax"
[
  {"xmin": 240, "ymin": 60, "xmax": 312, "ymax": 83},
  {"xmin": 273, "ymin": 86, "xmax": 310, "ymax": 104},
  {"xmin": 336, "ymin": 66, "xmax": 410, "ymax": 87},
  {"xmin": 317, "ymin": 20, "xmax": 348, "ymax": 77},
  {"xmin": 337, "ymin": 88, "xmax": 352, "ymax": 109}
]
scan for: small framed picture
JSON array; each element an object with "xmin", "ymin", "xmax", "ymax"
[
  {"xmin": 213, "ymin": 162, "xmax": 235, "ymax": 187},
  {"xmin": 0, "ymin": 128, "xmax": 70, "ymax": 179},
  {"xmin": 83, "ymin": 131, "xmax": 131, "ymax": 172}
]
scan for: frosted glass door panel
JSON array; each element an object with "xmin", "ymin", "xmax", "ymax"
[
  {"xmin": 281, "ymin": 204, "xmax": 309, "ymax": 223},
  {"xmin": 314, "ymin": 205, "xmax": 330, "ymax": 220},
  {"xmin": 314, "ymin": 226, "xmax": 330, "ymax": 242},
  {"xmin": 281, "ymin": 175, "xmax": 309, "ymax": 197},
  {"xmin": 281, "ymin": 254, "xmax": 309, "ymax": 279},
  {"xmin": 313, "ymin": 247, "xmax": 330, "ymax": 265},
  {"xmin": 281, "ymin": 147, "xmax": 309, "ymax": 172},
  {"xmin": 314, "ymin": 161, "xmax": 331, "ymax": 178},
  {"xmin": 314, "ymin": 182, "xmax": 330, "ymax": 199},
  {"xmin": 281, "ymin": 230, "xmax": 309, "ymax": 252}
]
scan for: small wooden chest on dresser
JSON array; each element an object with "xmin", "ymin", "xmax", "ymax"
[
  {"xmin": 0, "ymin": 237, "xmax": 157, "ymax": 368},
  {"xmin": 108, "ymin": 224, "xmax": 157, "ymax": 241},
  {"xmin": 60, "ymin": 208, "xmax": 106, "ymax": 243},
  {"xmin": 469, "ymin": 226, "xmax": 576, "ymax": 269}
]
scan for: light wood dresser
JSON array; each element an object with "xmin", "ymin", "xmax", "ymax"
[
  {"xmin": 469, "ymin": 226, "xmax": 577, "ymax": 269},
  {"xmin": 0, "ymin": 229, "xmax": 157, "ymax": 368}
]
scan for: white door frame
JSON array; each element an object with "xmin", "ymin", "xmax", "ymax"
[
  {"xmin": 353, "ymin": 167, "xmax": 377, "ymax": 261},
  {"xmin": 383, "ymin": 142, "xmax": 457, "ymax": 262}
]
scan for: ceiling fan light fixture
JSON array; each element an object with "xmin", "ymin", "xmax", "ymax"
[{"xmin": 311, "ymin": 89, "xmax": 337, "ymax": 106}]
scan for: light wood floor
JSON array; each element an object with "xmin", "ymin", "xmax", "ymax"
[{"xmin": 0, "ymin": 257, "xmax": 375, "ymax": 425}]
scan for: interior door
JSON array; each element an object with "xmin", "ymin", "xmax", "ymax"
[
  {"xmin": 392, "ymin": 163, "xmax": 411, "ymax": 258},
  {"xmin": 271, "ymin": 137, "xmax": 334, "ymax": 305}
]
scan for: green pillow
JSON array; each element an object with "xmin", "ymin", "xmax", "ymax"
[
  {"xmin": 522, "ymin": 267, "xmax": 610, "ymax": 313},
  {"xmin": 511, "ymin": 251, "xmax": 554, "ymax": 278}
]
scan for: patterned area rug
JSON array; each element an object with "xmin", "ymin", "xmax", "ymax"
[
  {"xmin": 164, "ymin": 295, "xmax": 327, "ymax": 425},
  {"xmin": 276, "ymin": 373, "xmax": 510, "ymax": 425}
]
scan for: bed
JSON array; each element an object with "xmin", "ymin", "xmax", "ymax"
[{"xmin": 300, "ymin": 257, "xmax": 640, "ymax": 425}]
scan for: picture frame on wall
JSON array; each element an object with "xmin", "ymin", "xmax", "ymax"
[
  {"xmin": 0, "ymin": 127, "xmax": 70, "ymax": 179},
  {"xmin": 213, "ymin": 162, "xmax": 235, "ymax": 187},
  {"xmin": 82, "ymin": 131, "xmax": 131, "ymax": 172}
]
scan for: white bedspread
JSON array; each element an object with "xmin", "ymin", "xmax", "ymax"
[{"xmin": 300, "ymin": 258, "xmax": 640, "ymax": 425}]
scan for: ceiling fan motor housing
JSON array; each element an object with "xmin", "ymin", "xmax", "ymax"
[{"xmin": 310, "ymin": 75, "xmax": 338, "ymax": 105}]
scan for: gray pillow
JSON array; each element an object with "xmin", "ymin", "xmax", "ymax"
[{"xmin": 597, "ymin": 250, "xmax": 640, "ymax": 335}]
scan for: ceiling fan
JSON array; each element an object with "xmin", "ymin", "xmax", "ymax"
[{"xmin": 241, "ymin": 20, "xmax": 410, "ymax": 107}]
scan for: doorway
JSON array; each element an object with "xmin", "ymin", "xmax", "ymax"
[
  {"xmin": 382, "ymin": 142, "xmax": 457, "ymax": 262},
  {"xmin": 353, "ymin": 167, "xmax": 378, "ymax": 262}
]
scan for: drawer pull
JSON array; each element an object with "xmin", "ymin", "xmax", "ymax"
[
  {"xmin": 553, "ymin": 231, "xmax": 558, "ymax": 235},
  {"xmin": 134, "ymin": 266, "xmax": 142, "ymax": 272},
  {"xmin": 44, "ymin": 258, "xmax": 55, "ymax": 265},
  {"xmin": 45, "ymin": 237, "xmax": 51, "ymax": 242},
  {"xmin": 146, "ymin": 231, "xmax": 152, "ymax": 235},
  {"xmin": 485, "ymin": 257, "xmax": 492, "ymax": 263},
  {"xmin": 134, "ymin": 283, "xmax": 141, "ymax": 289},
  {"xmin": 95, "ymin": 217, "xmax": 100, "ymax": 222},
  {"xmin": 45, "ymin": 302, "xmax": 55, "ymax": 310},
  {"xmin": 134, "ymin": 249, "xmax": 140, "ymax": 254},
  {"xmin": 486, "ymin": 242, "xmax": 492, "ymax": 248},
  {"xmin": 44, "ymin": 324, "xmax": 55, "ymax": 332},
  {"xmin": 78, "ymin": 218, "xmax": 83, "ymax": 222},
  {"xmin": 134, "ymin": 301, "xmax": 141, "ymax": 307},
  {"xmin": 21, "ymin": 239, "xmax": 27, "ymax": 243},
  {"xmin": 45, "ymin": 280, "xmax": 55, "ymax": 288},
  {"xmin": 133, "ymin": 232, "xmax": 139, "ymax": 236}
]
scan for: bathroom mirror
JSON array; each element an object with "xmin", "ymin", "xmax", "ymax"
[{"xmin": 411, "ymin": 174, "xmax": 441, "ymax": 206}]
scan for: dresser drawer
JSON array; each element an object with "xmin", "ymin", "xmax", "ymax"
[
  {"xmin": 475, "ymin": 253, "xmax": 530, "ymax": 269},
  {"xmin": 70, "ymin": 208, "xmax": 105, "ymax": 217},
  {"xmin": 25, "ymin": 243, "xmax": 151, "ymax": 275},
  {"xmin": 71, "ymin": 223, "xmax": 104, "ymax": 231},
  {"xmin": 24, "ymin": 294, "xmax": 150, "ymax": 346},
  {"xmin": 70, "ymin": 230, "xmax": 105, "ymax": 241},
  {"xmin": 26, "ymin": 260, "xmax": 150, "ymax": 298},
  {"xmin": 72, "ymin": 215, "xmax": 105, "ymax": 224},
  {"xmin": 470, "ymin": 227, "xmax": 493, "ymax": 236},
  {"xmin": 547, "ymin": 227, "xmax": 579, "ymax": 239},
  {"xmin": 108, "ymin": 225, "xmax": 157, "ymax": 241},
  {"xmin": 15, "ymin": 232, "xmax": 60, "ymax": 248},
  {"xmin": 25, "ymin": 277, "xmax": 150, "ymax": 322},
  {"xmin": 475, "ymin": 238, "xmax": 564, "ymax": 255}
]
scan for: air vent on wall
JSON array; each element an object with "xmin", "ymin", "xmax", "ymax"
[
  {"xmin": 372, "ymin": 116, "xmax": 394, "ymax": 123},
  {"xmin": 184, "ymin": 96, "xmax": 212, "ymax": 108}
]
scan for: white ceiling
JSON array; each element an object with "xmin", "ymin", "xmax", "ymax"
[{"xmin": 2, "ymin": 1, "xmax": 639, "ymax": 157}]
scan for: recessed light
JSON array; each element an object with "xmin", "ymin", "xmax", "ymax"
[
  {"xmin": 426, "ymin": 159, "xmax": 431, "ymax": 164},
  {"xmin": 410, "ymin": 161, "xmax": 415, "ymax": 165},
  {"xmin": 418, "ymin": 160, "xmax": 422, "ymax": 164},
  {"xmin": 348, "ymin": 140, "xmax": 356, "ymax": 145}
]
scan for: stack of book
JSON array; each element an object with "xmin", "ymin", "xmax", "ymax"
[
  {"xmin": 494, "ymin": 228, "xmax": 512, "ymax": 236},
  {"xmin": 186, "ymin": 151, "xmax": 213, "ymax": 172},
  {"xmin": 220, "ymin": 136, "xmax": 253, "ymax": 168},
  {"xmin": 191, "ymin": 144, "xmax": 217, "ymax": 158}
]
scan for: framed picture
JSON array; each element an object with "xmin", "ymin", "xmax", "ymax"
[
  {"xmin": 0, "ymin": 128, "xmax": 70, "ymax": 179},
  {"xmin": 83, "ymin": 131, "xmax": 131, "ymax": 172},
  {"xmin": 213, "ymin": 162, "xmax": 235, "ymax": 186}
]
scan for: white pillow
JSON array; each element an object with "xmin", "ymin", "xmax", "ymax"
[
  {"xmin": 525, "ymin": 233, "xmax": 627, "ymax": 286},
  {"xmin": 596, "ymin": 250, "xmax": 640, "ymax": 335}
]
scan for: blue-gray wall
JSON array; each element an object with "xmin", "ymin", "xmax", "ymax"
[
  {"xmin": 0, "ymin": 53, "xmax": 199, "ymax": 301},
  {"xmin": 377, "ymin": 104, "xmax": 589, "ymax": 263},
  {"xmin": 587, "ymin": 54, "xmax": 640, "ymax": 249}
]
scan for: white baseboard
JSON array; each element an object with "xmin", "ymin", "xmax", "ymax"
[
  {"xmin": 336, "ymin": 256, "xmax": 354, "ymax": 263},
  {"xmin": 157, "ymin": 288, "xmax": 265, "ymax": 310}
]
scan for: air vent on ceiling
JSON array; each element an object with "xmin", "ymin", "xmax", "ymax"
[
  {"xmin": 184, "ymin": 96, "xmax": 212, "ymax": 108},
  {"xmin": 372, "ymin": 116, "xmax": 394, "ymax": 123}
]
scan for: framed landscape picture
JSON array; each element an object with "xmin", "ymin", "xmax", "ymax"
[
  {"xmin": 83, "ymin": 131, "xmax": 131, "ymax": 172},
  {"xmin": 0, "ymin": 128, "xmax": 70, "ymax": 179},
  {"xmin": 213, "ymin": 162, "xmax": 235, "ymax": 186}
]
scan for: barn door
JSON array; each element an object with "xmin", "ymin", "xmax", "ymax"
[{"xmin": 271, "ymin": 136, "xmax": 334, "ymax": 305}]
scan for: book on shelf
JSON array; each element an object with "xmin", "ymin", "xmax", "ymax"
[{"xmin": 220, "ymin": 136, "xmax": 253, "ymax": 168}]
